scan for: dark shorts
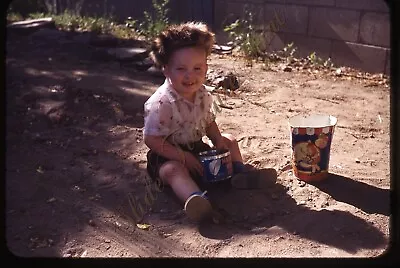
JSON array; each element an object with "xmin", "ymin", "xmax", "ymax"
[{"xmin": 146, "ymin": 140, "xmax": 212, "ymax": 186}]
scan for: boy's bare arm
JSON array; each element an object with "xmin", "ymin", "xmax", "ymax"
[
  {"xmin": 144, "ymin": 135, "xmax": 203, "ymax": 175},
  {"xmin": 144, "ymin": 135, "xmax": 186, "ymax": 163},
  {"xmin": 205, "ymin": 121, "xmax": 224, "ymax": 148}
]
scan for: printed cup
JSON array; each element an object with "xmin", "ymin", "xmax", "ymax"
[
  {"xmin": 288, "ymin": 114, "xmax": 337, "ymax": 182},
  {"xmin": 198, "ymin": 149, "xmax": 233, "ymax": 183}
]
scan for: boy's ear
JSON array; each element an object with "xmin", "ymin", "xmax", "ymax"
[{"xmin": 162, "ymin": 66, "xmax": 168, "ymax": 77}]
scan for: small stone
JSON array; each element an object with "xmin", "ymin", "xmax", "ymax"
[
  {"xmin": 46, "ymin": 197, "xmax": 56, "ymax": 203},
  {"xmin": 283, "ymin": 66, "xmax": 292, "ymax": 72},
  {"xmin": 298, "ymin": 181, "xmax": 306, "ymax": 187}
]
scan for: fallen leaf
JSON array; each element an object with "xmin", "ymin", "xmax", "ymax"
[
  {"xmin": 46, "ymin": 197, "xmax": 57, "ymax": 203},
  {"xmin": 80, "ymin": 250, "xmax": 87, "ymax": 257},
  {"xmin": 36, "ymin": 166, "xmax": 44, "ymax": 173},
  {"xmin": 136, "ymin": 223, "xmax": 151, "ymax": 230}
]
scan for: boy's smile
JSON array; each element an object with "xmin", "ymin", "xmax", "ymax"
[{"xmin": 163, "ymin": 47, "xmax": 208, "ymax": 102}]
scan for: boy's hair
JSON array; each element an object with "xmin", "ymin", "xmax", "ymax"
[{"xmin": 150, "ymin": 21, "xmax": 215, "ymax": 68}]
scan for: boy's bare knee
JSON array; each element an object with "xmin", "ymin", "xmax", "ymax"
[{"xmin": 159, "ymin": 161, "xmax": 188, "ymax": 183}]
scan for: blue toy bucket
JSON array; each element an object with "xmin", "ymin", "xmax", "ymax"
[{"xmin": 198, "ymin": 149, "xmax": 233, "ymax": 183}]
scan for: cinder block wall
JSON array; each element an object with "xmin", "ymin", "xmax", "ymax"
[{"xmin": 213, "ymin": 0, "xmax": 390, "ymax": 74}]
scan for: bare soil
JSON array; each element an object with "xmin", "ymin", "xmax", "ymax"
[{"xmin": 5, "ymin": 30, "xmax": 391, "ymax": 259}]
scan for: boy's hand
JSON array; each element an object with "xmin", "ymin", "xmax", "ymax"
[
  {"xmin": 183, "ymin": 151, "xmax": 203, "ymax": 176},
  {"xmin": 214, "ymin": 136, "xmax": 229, "ymax": 151}
]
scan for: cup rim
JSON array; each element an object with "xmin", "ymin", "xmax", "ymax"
[
  {"xmin": 288, "ymin": 114, "xmax": 337, "ymax": 128},
  {"xmin": 198, "ymin": 149, "xmax": 230, "ymax": 161}
]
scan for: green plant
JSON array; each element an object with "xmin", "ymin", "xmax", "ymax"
[
  {"xmin": 282, "ymin": 42, "xmax": 296, "ymax": 57},
  {"xmin": 138, "ymin": 0, "xmax": 170, "ymax": 41},
  {"xmin": 323, "ymin": 58, "xmax": 334, "ymax": 69},
  {"xmin": 281, "ymin": 42, "xmax": 297, "ymax": 63},
  {"xmin": 27, "ymin": 10, "xmax": 117, "ymax": 34},
  {"xmin": 307, "ymin": 51, "xmax": 334, "ymax": 68},
  {"xmin": 7, "ymin": 12, "xmax": 24, "ymax": 23},
  {"xmin": 125, "ymin": 16, "xmax": 138, "ymax": 29},
  {"xmin": 224, "ymin": 7, "xmax": 265, "ymax": 60}
]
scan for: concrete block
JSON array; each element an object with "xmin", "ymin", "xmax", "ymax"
[
  {"xmin": 213, "ymin": 0, "xmax": 228, "ymax": 30},
  {"xmin": 360, "ymin": 12, "xmax": 390, "ymax": 48},
  {"xmin": 336, "ymin": 0, "xmax": 389, "ymax": 12},
  {"xmin": 264, "ymin": 32, "xmax": 286, "ymax": 52},
  {"xmin": 169, "ymin": 0, "xmax": 193, "ymax": 22},
  {"xmin": 282, "ymin": 33, "xmax": 332, "ymax": 60},
  {"xmin": 213, "ymin": 0, "xmax": 266, "ymax": 43},
  {"xmin": 264, "ymin": 4, "xmax": 308, "ymax": 34},
  {"xmin": 281, "ymin": 0, "xmax": 335, "ymax": 6},
  {"xmin": 308, "ymin": 7, "xmax": 361, "ymax": 42},
  {"xmin": 223, "ymin": 2, "xmax": 265, "ymax": 29},
  {"xmin": 331, "ymin": 40, "xmax": 388, "ymax": 73},
  {"xmin": 240, "ymin": 0, "xmax": 265, "ymax": 3}
]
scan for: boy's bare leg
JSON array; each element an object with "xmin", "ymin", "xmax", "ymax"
[
  {"xmin": 221, "ymin": 133, "xmax": 243, "ymax": 163},
  {"xmin": 159, "ymin": 161, "xmax": 212, "ymax": 221},
  {"xmin": 158, "ymin": 161, "xmax": 201, "ymax": 202}
]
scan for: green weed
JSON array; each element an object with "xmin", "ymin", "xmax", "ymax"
[
  {"xmin": 138, "ymin": 0, "xmax": 170, "ymax": 42},
  {"xmin": 307, "ymin": 51, "xmax": 335, "ymax": 68},
  {"xmin": 224, "ymin": 7, "xmax": 265, "ymax": 61}
]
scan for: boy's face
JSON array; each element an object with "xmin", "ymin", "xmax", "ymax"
[{"xmin": 163, "ymin": 47, "xmax": 208, "ymax": 100}]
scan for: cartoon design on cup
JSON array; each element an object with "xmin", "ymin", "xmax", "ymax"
[
  {"xmin": 315, "ymin": 133, "xmax": 329, "ymax": 149},
  {"xmin": 288, "ymin": 114, "xmax": 337, "ymax": 182},
  {"xmin": 293, "ymin": 141, "xmax": 321, "ymax": 173}
]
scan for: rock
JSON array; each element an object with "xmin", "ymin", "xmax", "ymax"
[
  {"xmin": 89, "ymin": 34, "xmax": 120, "ymax": 47},
  {"xmin": 212, "ymin": 44, "xmax": 233, "ymax": 54},
  {"xmin": 132, "ymin": 57, "xmax": 154, "ymax": 71},
  {"xmin": 107, "ymin": 47, "xmax": 149, "ymax": 62},
  {"xmin": 29, "ymin": 28, "xmax": 67, "ymax": 41},
  {"xmin": 147, "ymin": 66, "xmax": 164, "ymax": 77},
  {"xmin": 7, "ymin": 18, "xmax": 56, "ymax": 35},
  {"xmin": 215, "ymin": 73, "xmax": 240, "ymax": 90},
  {"xmin": 90, "ymin": 47, "xmax": 116, "ymax": 61},
  {"xmin": 283, "ymin": 66, "xmax": 293, "ymax": 72},
  {"xmin": 72, "ymin": 32, "xmax": 95, "ymax": 45}
]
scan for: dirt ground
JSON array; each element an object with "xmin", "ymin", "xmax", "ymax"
[{"xmin": 5, "ymin": 29, "xmax": 392, "ymax": 260}]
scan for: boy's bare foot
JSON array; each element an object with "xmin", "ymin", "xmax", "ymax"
[
  {"xmin": 184, "ymin": 192, "xmax": 213, "ymax": 222},
  {"xmin": 230, "ymin": 168, "xmax": 277, "ymax": 189}
]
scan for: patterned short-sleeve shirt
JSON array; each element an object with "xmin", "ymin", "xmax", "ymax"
[{"xmin": 143, "ymin": 79, "xmax": 217, "ymax": 146}]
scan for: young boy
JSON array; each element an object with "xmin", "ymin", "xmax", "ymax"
[{"xmin": 143, "ymin": 22, "xmax": 271, "ymax": 223}]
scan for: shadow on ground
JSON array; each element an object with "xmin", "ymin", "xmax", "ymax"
[
  {"xmin": 5, "ymin": 27, "xmax": 390, "ymax": 257},
  {"xmin": 309, "ymin": 173, "xmax": 391, "ymax": 216},
  {"xmin": 196, "ymin": 171, "xmax": 389, "ymax": 254},
  {"xmin": 6, "ymin": 29, "xmax": 169, "ymax": 257}
]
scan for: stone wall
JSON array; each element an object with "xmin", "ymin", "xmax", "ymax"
[
  {"xmin": 213, "ymin": 0, "xmax": 390, "ymax": 74},
  {"xmin": 33, "ymin": 0, "xmax": 390, "ymax": 74}
]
